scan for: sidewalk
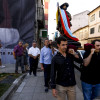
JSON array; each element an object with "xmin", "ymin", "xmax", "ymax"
[
  {"xmin": 0, "ymin": 64, "xmax": 84, "ymax": 100},
  {"xmin": 0, "ymin": 63, "xmax": 41, "ymax": 73},
  {"xmin": 0, "ymin": 64, "xmax": 19, "ymax": 73},
  {"xmin": 10, "ymin": 72, "xmax": 84, "ymax": 100}
]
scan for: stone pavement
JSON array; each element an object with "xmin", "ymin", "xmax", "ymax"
[
  {"xmin": 0, "ymin": 64, "xmax": 21, "ymax": 73},
  {"xmin": 10, "ymin": 72, "xmax": 84, "ymax": 100},
  {"xmin": 0, "ymin": 63, "xmax": 41, "ymax": 73},
  {"xmin": 0, "ymin": 64, "xmax": 84, "ymax": 100}
]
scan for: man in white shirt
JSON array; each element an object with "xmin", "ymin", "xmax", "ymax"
[{"xmin": 28, "ymin": 41, "xmax": 40, "ymax": 76}]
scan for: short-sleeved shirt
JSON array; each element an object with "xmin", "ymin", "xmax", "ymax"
[
  {"xmin": 81, "ymin": 52, "xmax": 100, "ymax": 84},
  {"xmin": 14, "ymin": 45, "xmax": 24, "ymax": 56},
  {"xmin": 28, "ymin": 47, "xmax": 40, "ymax": 56}
]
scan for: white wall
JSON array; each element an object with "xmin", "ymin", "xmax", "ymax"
[{"xmin": 71, "ymin": 10, "xmax": 90, "ymax": 33}]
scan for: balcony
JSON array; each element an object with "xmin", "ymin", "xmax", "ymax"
[
  {"xmin": 37, "ymin": 7, "xmax": 44, "ymax": 21},
  {"xmin": 37, "ymin": 7, "xmax": 44, "ymax": 29}
]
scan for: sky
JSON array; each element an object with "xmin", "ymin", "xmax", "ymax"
[{"xmin": 48, "ymin": 0, "xmax": 100, "ymax": 40}]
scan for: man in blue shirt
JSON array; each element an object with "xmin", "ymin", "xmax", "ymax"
[{"xmin": 40, "ymin": 39, "xmax": 53, "ymax": 92}]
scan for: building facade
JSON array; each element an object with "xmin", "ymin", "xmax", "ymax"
[
  {"xmin": 73, "ymin": 26, "xmax": 89, "ymax": 47},
  {"xmin": 35, "ymin": 0, "xmax": 44, "ymax": 48},
  {"xmin": 43, "ymin": 0, "xmax": 50, "ymax": 30},
  {"xmin": 71, "ymin": 10, "xmax": 90, "ymax": 33},
  {"xmin": 72, "ymin": 6, "xmax": 100, "ymax": 48},
  {"xmin": 38, "ymin": 0, "xmax": 50, "ymax": 48},
  {"xmin": 71, "ymin": 10, "xmax": 89, "ymax": 47},
  {"xmin": 88, "ymin": 5, "xmax": 100, "ymax": 42}
]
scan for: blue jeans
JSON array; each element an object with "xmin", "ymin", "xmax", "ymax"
[{"xmin": 82, "ymin": 81, "xmax": 100, "ymax": 100}]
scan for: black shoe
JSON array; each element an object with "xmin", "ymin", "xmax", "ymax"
[
  {"xmin": 45, "ymin": 87, "xmax": 48, "ymax": 93},
  {"xmin": 22, "ymin": 71, "xmax": 25, "ymax": 73},
  {"xmin": 29, "ymin": 72, "xmax": 31, "ymax": 75},
  {"xmin": 33, "ymin": 74, "xmax": 37, "ymax": 76},
  {"xmin": 15, "ymin": 71, "xmax": 19, "ymax": 74}
]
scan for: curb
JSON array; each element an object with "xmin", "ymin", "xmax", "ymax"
[{"xmin": 0, "ymin": 73, "xmax": 27, "ymax": 100}]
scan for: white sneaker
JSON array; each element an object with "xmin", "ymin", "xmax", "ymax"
[{"xmin": 27, "ymin": 73, "xmax": 30, "ymax": 76}]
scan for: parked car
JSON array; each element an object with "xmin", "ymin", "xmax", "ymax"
[
  {"xmin": 77, "ymin": 50, "xmax": 85, "ymax": 59},
  {"xmin": 74, "ymin": 50, "xmax": 85, "ymax": 71}
]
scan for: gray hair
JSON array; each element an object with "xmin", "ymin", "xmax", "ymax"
[
  {"xmin": 18, "ymin": 40, "xmax": 23, "ymax": 43},
  {"xmin": 32, "ymin": 40, "xmax": 36, "ymax": 43}
]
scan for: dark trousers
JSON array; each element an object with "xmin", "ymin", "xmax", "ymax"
[
  {"xmin": 15, "ymin": 56, "xmax": 24, "ymax": 72},
  {"xmin": 43, "ymin": 64, "xmax": 51, "ymax": 87},
  {"xmin": 29, "ymin": 57, "xmax": 38, "ymax": 75}
]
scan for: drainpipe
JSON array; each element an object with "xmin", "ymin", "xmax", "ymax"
[{"xmin": 35, "ymin": 0, "xmax": 38, "ymax": 41}]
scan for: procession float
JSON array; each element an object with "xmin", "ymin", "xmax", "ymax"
[{"xmin": 56, "ymin": 2, "xmax": 81, "ymax": 48}]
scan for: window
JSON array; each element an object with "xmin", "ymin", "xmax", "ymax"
[
  {"xmin": 98, "ymin": 25, "xmax": 100, "ymax": 33},
  {"xmin": 90, "ymin": 28, "xmax": 95, "ymax": 34},
  {"xmin": 40, "ymin": 29, "xmax": 47, "ymax": 38},
  {"xmin": 42, "ymin": 31, "xmax": 47, "ymax": 38},
  {"xmin": 90, "ymin": 14, "xmax": 95, "ymax": 22}
]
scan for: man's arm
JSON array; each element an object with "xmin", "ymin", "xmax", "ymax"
[
  {"xmin": 37, "ymin": 54, "xmax": 40, "ymax": 57},
  {"xmin": 13, "ymin": 46, "xmax": 18, "ymax": 53},
  {"xmin": 28, "ymin": 54, "xmax": 39, "ymax": 59},
  {"xmin": 40, "ymin": 49, "xmax": 44, "ymax": 70},
  {"xmin": 40, "ymin": 63, "xmax": 44, "ymax": 70},
  {"xmin": 13, "ymin": 46, "xmax": 18, "ymax": 59},
  {"xmin": 28, "ymin": 48, "xmax": 36, "ymax": 59},
  {"xmin": 35, "ymin": 49, "xmax": 40, "ymax": 58},
  {"xmin": 69, "ymin": 49, "xmax": 83, "ymax": 63},
  {"xmin": 13, "ymin": 51, "xmax": 16, "ymax": 59},
  {"xmin": 83, "ymin": 49, "xmax": 95, "ymax": 67},
  {"xmin": 50, "ymin": 58, "xmax": 57, "ymax": 97},
  {"xmin": 28, "ymin": 54, "xmax": 34, "ymax": 58}
]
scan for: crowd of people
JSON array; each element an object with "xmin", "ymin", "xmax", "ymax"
[{"xmin": 13, "ymin": 36, "xmax": 100, "ymax": 100}]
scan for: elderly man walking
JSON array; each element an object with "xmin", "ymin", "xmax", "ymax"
[
  {"xmin": 13, "ymin": 40, "xmax": 25, "ymax": 74},
  {"xmin": 28, "ymin": 41, "xmax": 40, "ymax": 76},
  {"xmin": 40, "ymin": 39, "xmax": 53, "ymax": 92}
]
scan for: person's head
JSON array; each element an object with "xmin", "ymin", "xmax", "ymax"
[
  {"xmin": 32, "ymin": 40, "xmax": 37, "ymax": 48},
  {"xmin": 51, "ymin": 41, "xmax": 58, "ymax": 49},
  {"xmin": 91, "ymin": 40, "xmax": 100, "ymax": 51},
  {"xmin": 57, "ymin": 36, "xmax": 67, "ymax": 52},
  {"xmin": 44, "ymin": 39, "xmax": 49, "ymax": 47},
  {"xmin": 18, "ymin": 40, "xmax": 23, "ymax": 47},
  {"xmin": 23, "ymin": 43, "xmax": 29, "ymax": 49},
  {"xmin": 49, "ymin": 40, "xmax": 52, "ymax": 45}
]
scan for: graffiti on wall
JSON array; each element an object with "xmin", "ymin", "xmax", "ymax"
[{"xmin": 0, "ymin": 0, "xmax": 36, "ymax": 48}]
